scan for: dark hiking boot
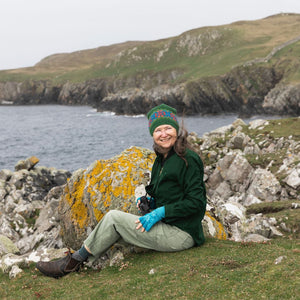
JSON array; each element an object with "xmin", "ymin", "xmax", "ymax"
[{"xmin": 36, "ymin": 251, "xmax": 82, "ymax": 278}]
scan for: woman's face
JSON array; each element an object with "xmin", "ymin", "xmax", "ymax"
[{"xmin": 153, "ymin": 124, "xmax": 177, "ymax": 152}]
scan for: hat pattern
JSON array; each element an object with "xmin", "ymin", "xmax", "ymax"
[{"xmin": 147, "ymin": 104, "xmax": 179, "ymax": 135}]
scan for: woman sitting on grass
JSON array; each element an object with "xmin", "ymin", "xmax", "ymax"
[{"xmin": 36, "ymin": 103, "xmax": 207, "ymax": 278}]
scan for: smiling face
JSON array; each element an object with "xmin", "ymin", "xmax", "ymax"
[{"xmin": 153, "ymin": 124, "xmax": 177, "ymax": 155}]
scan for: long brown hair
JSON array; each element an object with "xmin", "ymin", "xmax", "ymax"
[{"xmin": 153, "ymin": 121, "xmax": 192, "ymax": 166}]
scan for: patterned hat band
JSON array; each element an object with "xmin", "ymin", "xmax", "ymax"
[{"xmin": 147, "ymin": 105, "xmax": 179, "ymax": 136}]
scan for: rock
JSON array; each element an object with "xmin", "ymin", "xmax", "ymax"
[
  {"xmin": 9, "ymin": 265, "xmax": 23, "ymax": 279},
  {"xmin": 243, "ymin": 142, "xmax": 261, "ymax": 155},
  {"xmin": 15, "ymin": 156, "xmax": 39, "ymax": 171},
  {"xmin": 243, "ymin": 234, "xmax": 270, "ymax": 243},
  {"xmin": 0, "ymin": 215, "xmax": 19, "ymax": 241},
  {"xmin": 0, "ymin": 253, "xmax": 27, "ymax": 273},
  {"xmin": 203, "ymin": 212, "xmax": 227, "ymax": 240},
  {"xmin": 0, "ymin": 248, "xmax": 69, "ymax": 273},
  {"xmin": 249, "ymin": 119, "xmax": 268, "ymax": 129},
  {"xmin": 109, "ymin": 251, "xmax": 124, "ymax": 267},
  {"xmin": 212, "ymin": 181, "xmax": 234, "ymax": 200},
  {"xmin": 243, "ymin": 194, "xmax": 262, "ymax": 206},
  {"xmin": 58, "ymin": 147, "xmax": 155, "ymax": 249},
  {"xmin": 225, "ymin": 153, "xmax": 253, "ymax": 192},
  {"xmin": 216, "ymin": 202, "xmax": 246, "ymax": 225},
  {"xmin": 244, "ymin": 214, "xmax": 283, "ymax": 238},
  {"xmin": 0, "ymin": 235, "xmax": 20, "ymax": 256},
  {"xmin": 227, "ymin": 132, "xmax": 248, "ymax": 150},
  {"xmin": 0, "ymin": 169, "xmax": 13, "ymax": 181},
  {"xmin": 274, "ymin": 255, "xmax": 287, "ymax": 265},
  {"xmin": 284, "ymin": 167, "xmax": 300, "ymax": 189},
  {"xmin": 207, "ymin": 152, "xmax": 253, "ymax": 194},
  {"xmin": 232, "ymin": 118, "xmax": 246, "ymax": 128},
  {"xmin": 0, "ymin": 158, "xmax": 70, "ymax": 257},
  {"xmin": 263, "ymin": 84, "xmax": 300, "ymax": 115},
  {"xmin": 247, "ymin": 168, "xmax": 281, "ymax": 201}
]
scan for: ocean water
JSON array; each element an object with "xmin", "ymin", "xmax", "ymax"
[{"xmin": 0, "ymin": 105, "xmax": 274, "ymax": 172}]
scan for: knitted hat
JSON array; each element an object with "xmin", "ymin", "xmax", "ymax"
[{"xmin": 147, "ymin": 103, "xmax": 179, "ymax": 136}]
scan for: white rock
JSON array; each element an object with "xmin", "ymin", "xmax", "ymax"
[
  {"xmin": 9, "ymin": 265, "xmax": 23, "ymax": 279},
  {"xmin": 149, "ymin": 268, "xmax": 156, "ymax": 275},
  {"xmin": 249, "ymin": 119, "xmax": 268, "ymax": 129},
  {"xmin": 274, "ymin": 256, "xmax": 287, "ymax": 265},
  {"xmin": 284, "ymin": 169, "xmax": 300, "ymax": 189},
  {"xmin": 243, "ymin": 234, "xmax": 270, "ymax": 242}
]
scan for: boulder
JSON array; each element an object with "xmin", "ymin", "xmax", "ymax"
[
  {"xmin": 284, "ymin": 165, "xmax": 300, "ymax": 189},
  {"xmin": 247, "ymin": 168, "xmax": 281, "ymax": 201},
  {"xmin": 58, "ymin": 147, "xmax": 155, "ymax": 249},
  {"xmin": 0, "ymin": 235, "xmax": 20, "ymax": 256},
  {"xmin": 15, "ymin": 156, "xmax": 40, "ymax": 171},
  {"xmin": 207, "ymin": 151, "xmax": 253, "ymax": 196}
]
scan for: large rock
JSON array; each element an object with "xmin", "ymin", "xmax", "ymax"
[
  {"xmin": 207, "ymin": 151, "xmax": 253, "ymax": 198},
  {"xmin": 0, "ymin": 157, "xmax": 71, "ymax": 253},
  {"xmin": 263, "ymin": 84, "xmax": 300, "ymax": 115},
  {"xmin": 58, "ymin": 147, "xmax": 155, "ymax": 249},
  {"xmin": 247, "ymin": 168, "xmax": 281, "ymax": 201},
  {"xmin": 284, "ymin": 164, "xmax": 300, "ymax": 189}
]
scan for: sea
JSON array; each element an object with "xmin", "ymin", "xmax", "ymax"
[{"xmin": 0, "ymin": 105, "xmax": 278, "ymax": 172}]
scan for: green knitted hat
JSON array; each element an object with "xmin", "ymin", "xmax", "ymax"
[{"xmin": 147, "ymin": 103, "xmax": 179, "ymax": 136}]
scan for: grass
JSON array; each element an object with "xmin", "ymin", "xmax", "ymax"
[
  {"xmin": 1, "ymin": 237, "xmax": 299, "ymax": 299},
  {"xmin": 0, "ymin": 14, "xmax": 299, "ymax": 86},
  {"xmin": 242, "ymin": 117, "xmax": 300, "ymax": 141}
]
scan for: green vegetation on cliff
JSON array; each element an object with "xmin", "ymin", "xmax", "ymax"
[{"xmin": 0, "ymin": 13, "xmax": 299, "ymax": 87}]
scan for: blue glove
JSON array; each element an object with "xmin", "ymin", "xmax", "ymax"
[{"xmin": 139, "ymin": 206, "xmax": 165, "ymax": 232}]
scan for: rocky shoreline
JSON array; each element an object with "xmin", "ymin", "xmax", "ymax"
[
  {"xmin": 0, "ymin": 66, "xmax": 299, "ymax": 117},
  {"xmin": 0, "ymin": 117, "xmax": 299, "ymax": 278}
]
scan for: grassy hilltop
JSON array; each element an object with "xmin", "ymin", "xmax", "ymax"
[{"xmin": 0, "ymin": 13, "xmax": 299, "ymax": 86}]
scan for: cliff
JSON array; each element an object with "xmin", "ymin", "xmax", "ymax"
[{"xmin": 0, "ymin": 13, "xmax": 300, "ymax": 116}]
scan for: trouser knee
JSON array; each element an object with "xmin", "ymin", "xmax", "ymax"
[{"xmin": 104, "ymin": 210, "xmax": 124, "ymax": 222}]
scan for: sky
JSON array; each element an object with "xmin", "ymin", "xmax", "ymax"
[{"xmin": 0, "ymin": 0, "xmax": 299, "ymax": 71}]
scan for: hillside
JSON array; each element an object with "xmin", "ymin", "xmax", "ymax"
[{"xmin": 0, "ymin": 13, "xmax": 299, "ymax": 116}]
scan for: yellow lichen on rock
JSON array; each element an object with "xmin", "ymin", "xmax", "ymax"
[
  {"xmin": 63, "ymin": 173, "xmax": 90, "ymax": 229},
  {"xmin": 59, "ymin": 147, "xmax": 155, "ymax": 248},
  {"xmin": 204, "ymin": 211, "xmax": 227, "ymax": 240}
]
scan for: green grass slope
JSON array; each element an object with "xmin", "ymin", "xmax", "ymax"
[
  {"xmin": 1, "ymin": 238, "xmax": 299, "ymax": 299},
  {"xmin": 0, "ymin": 13, "xmax": 299, "ymax": 85}
]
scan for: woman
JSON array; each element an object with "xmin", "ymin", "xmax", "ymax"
[{"xmin": 36, "ymin": 103, "xmax": 207, "ymax": 278}]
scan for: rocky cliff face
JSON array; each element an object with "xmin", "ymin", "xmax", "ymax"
[{"xmin": 1, "ymin": 64, "xmax": 298, "ymax": 116}]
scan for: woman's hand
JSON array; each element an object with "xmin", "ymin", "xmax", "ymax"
[
  {"xmin": 135, "ymin": 207, "xmax": 165, "ymax": 232},
  {"xmin": 135, "ymin": 219, "xmax": 146, "ymax": 232}
]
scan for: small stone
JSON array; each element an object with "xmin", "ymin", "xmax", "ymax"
[
  {"xmin": 9, "ymin": 265, "xmax": 23, "ymax": 279},
  {"xmin": 149, "ymin": 268, "xmax": 155, "ymax": 275},
  {"xmin": 274, "ymin": 256, "xmax": 287, "ymax": 265}
]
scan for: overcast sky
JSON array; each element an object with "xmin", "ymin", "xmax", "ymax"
[{"xmin": 1, "ymin": 0, "xmax": 299, "ymax": 70}]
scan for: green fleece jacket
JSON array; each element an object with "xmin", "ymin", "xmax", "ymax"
[{"xmin": 145, "ymin": 148, "xmax": 207, "ymax": 246}]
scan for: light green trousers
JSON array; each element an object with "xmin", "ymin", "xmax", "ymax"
[{"xmin": 84, "ymin": 210, "xmax": 194, "ymax": 258}]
